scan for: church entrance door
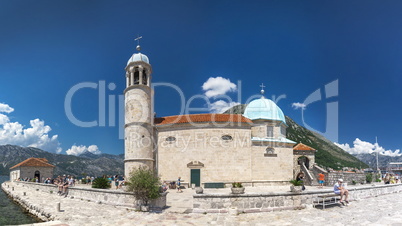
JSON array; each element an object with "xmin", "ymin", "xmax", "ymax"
[
  {"xmin": 34, "ymin": 170, "xmax": 40, "ymax": 180},
  {"xmin": 190, "ymin": 169, "xmax": 200, "ymax": 187}
]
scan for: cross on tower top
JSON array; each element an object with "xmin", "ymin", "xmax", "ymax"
[
  {"xmin": 260, "ymin": 83, "xmax": 266, "ymax": 95},
  {"xmin": 135, "ymin": 35, "xmax": 143, "ymax": 51}
]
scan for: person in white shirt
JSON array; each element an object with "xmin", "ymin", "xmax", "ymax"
[{"xmin": 334, "ymin": 178, "xmax": 349, "ymax": 205}]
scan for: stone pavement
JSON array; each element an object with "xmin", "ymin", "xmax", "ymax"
[{"xmin": 4, "ymin": 182, "xmax": 402, "ymax": 226}]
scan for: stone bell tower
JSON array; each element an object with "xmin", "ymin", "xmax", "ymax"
[{"xmin": 124, "ymin": 38, "xmax": 154, "ymax": 178}]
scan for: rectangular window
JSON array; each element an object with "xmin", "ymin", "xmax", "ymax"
[
  {"xmin": 281, "ymin": 126, "xmax": 286, "ymax": 136},
  {"xmin": 267, "ymin": 126, "xmax": 274, "ymax": 137}
]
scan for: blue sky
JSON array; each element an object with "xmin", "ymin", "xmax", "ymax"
[{"xmin": 1, "ymin": 0, "xmax": 402, "ymax": 156}]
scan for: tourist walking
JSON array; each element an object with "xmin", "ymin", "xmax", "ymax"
[
  {"xmin": 114, "ymin": 175, "xmax": 119, "ymax": 189},
  {"xmin": 177, "ymin": 177, "xmax": 182, "ymax": 193},
  {"xmin": 318, "ymin": 173, "xmax": 325, "ymax": 188}
]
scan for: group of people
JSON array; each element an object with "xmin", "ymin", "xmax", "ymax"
[
  {"xmin": 383, "ymin": 173, "xmax": 399, "ymax": 184},
  {"xmin": 105, "ymin": 175, "xmax": 125, "ymax": 189},
  {"xmin": 55, "ymin": 175, "xmax": 75, "ymax": 197},
  {"xmin": 295, "ymin": 171, "xmax": 349, "ymax": 205},
  {"xmin": 162, "ymin": 176, "xmax": 183, "ymax": 193}
]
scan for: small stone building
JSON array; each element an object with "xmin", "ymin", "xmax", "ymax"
[
  {"xmin": 293, "ymin": 143, "xmax": 317, "ymax": 177},
  {"xmin": 9, "ymin": 158, "xmax": 55, "ymax": 181}
]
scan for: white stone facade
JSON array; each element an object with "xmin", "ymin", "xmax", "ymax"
[
  {"xmin": 124, "ymin": 57, "xmax": 154, "ymax": 178},
  {"xmin": 154, "ymin": 120, "xmax": 295, "ymax": 186}
]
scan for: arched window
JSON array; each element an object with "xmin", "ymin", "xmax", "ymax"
[
  {"xmin": 266, "ymin": 147, "xmax": 275, "ymax": 154},
  {"xmin": 134, "ymin": 68, "xmax": 139, "ymax": 85},
  {"xmin": 142, "ymin": 70, "xmax": 147, "ymax": 85},
  {"xmin": 264, "ymin": 147, "xmax": 277, "ymax": 157}
]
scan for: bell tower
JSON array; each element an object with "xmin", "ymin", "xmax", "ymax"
[{"xmin": 124, "ymin": 37, "xmax": 154, "ymax": 178}]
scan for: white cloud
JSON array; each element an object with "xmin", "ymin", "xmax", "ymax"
[
  {"xmin": 0, "ymin": 103, "xmax": 62, "ymax": 153},
  {"xmin": 209, "ymin": 100, "xmax": 241, "ymax": 113},
  {"xmin": 202, "ymin": 77, "xmax": 237, "ymax": 98},
  {"xmin": 292, "ymin": 102, "xmax": 306, "ymax": 110},
  {"xmin": 66, "ymin": 144, "xmax": 101, "ymax": 156},
  {"xmin": 0, "ymin": 114, "xmax": 10, "ymax": 125},
  {"xmin": 0, "ymin": 103, "xmax": 14, "ymax": 113},
  {"xmin": 0, "ymin": 116, "xmax": 62, "ymax": 153},
  {"xmin": 0, "ymin": 103, "xmax": 101, "ymax": 155},
  {"xmin": 335, "ymin": 138, "xmax": 402, "ymax": 157}
]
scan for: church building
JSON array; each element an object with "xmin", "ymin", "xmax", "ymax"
[
  {"xmin": 9, "ymin": 158, "xmax": 55, "ymax": 182},
  {"xmin": 124, "ymin": 43, "xmax": 315, "ymax": 187}
]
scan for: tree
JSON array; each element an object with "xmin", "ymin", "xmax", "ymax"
[{"xmin": 126, "ymin": 166, "xmax": 161, "ymax": 207}]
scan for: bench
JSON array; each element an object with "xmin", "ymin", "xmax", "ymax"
[{"xmin": 314, "ymin": 194, "xmax": 341, "ymax": 209}]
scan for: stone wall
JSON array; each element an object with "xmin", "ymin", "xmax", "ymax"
[
  {"xmin": 326, "ymin": 172, "xmax": 366, "ymax": 186},
  {"xmin": 193, "ymin": 183, "xmax": 402, "ymax": 213},
  {"xmin": 157, "ymin": 126, "xmax": 253, "ymax": 184},
  {"xmin": 10, "ymin": 166, "xmax": 54, "ymax": 182},
  {"xmin": 10, "ymin": 181, "xmax": 166, "ymax": 210}
]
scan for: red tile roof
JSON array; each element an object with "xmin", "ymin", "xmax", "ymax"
[
  {"xmin": 155, "ymin": 114, "xmax": 252, "ymax": 126},
  {"xmin": 10, "ymin": 158, "xmax": 55, "ymax": 169},
  {"xmin": 293, "ymin": 143, "xmax": 316, "ymax": 151}
]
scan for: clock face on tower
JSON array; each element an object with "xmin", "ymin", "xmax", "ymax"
[{"xmin": 125, "ymin": 92, "xmax": 150, "ymax": 123}]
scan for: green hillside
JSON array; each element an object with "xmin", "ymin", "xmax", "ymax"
[{"xmin": 224, "ymin": 104, "xmax": 368, "ymax": 170}]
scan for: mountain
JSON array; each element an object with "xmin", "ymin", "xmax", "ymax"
[
  {"xmin": 224, "ymin": 104, "xmax": 368, "ymax": 170},
  {"xmin": 353, "ymin": 153, "xmax": 402, "ymax": 169},
  {"xmin": 0, "ymin": 145, "xmax": 124, "ymax": 177}
]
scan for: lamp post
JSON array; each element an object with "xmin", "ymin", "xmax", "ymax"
[{"xmin": 375, "ymin": 137, "xmax": 380, "ymax": 175}]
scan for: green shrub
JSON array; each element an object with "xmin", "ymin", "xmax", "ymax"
[
  {"xmin": 366, "ymin": 173, "xmax": 373, "ymax": 183},
  {"xmin": 289, "ymin": 179, "xmax": 303, "ymax": 186},
  {"xmin": 374, "ymin": 173, "xmax": 381, "ymax": 182},
  {"xmin": 81, "ymin": 178, "xmax": 87, "ymax": 184},
  {"xmin": 126, "ymin": 166, "xmax": 161, "ymax": 206},
  {"xmin": 232, "ymin": 182, "xmax": 243, "ymax": 188},
  {"xmin": 92, "ymin": 177, "xmax": 111, "ymax": 189},
  {"xmin": 352, "ymin": 180, "xmax": 357, "ymax": 185}
]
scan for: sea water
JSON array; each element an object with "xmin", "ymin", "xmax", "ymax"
[{"xmin": 0, "ymin": 175, "xmax": 39, "ymax": 225}]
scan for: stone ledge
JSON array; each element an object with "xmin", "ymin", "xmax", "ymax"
[
  {"xmin": 11, "ymin": 181, "xmax": 167, "ymax": 209},
  {"xmin": 193, "ymin": 184, "xmax": 402, "ymax": 213}
]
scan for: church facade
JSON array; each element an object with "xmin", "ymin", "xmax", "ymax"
[
  {"xmin": 124, "ymin": 45, "xmax": 313, "ymax": 187},
  {"xmin": 10, "ymin": 158, "xmax": 55, "ymax": 181}
]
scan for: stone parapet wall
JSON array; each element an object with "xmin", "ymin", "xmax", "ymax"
[
  {"xmin": 193, "ymin": 183, "xmax": 402, "ymax": 213},
  {"xmin": 326, "ymin": 172, "xmax": 366, "ymax": 186},
  {"xmin": 10, "ymin": 181, "xmax": 166, "ymax": 209}
]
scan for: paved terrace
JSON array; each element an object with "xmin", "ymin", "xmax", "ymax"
[{"xmin": 2, "ymin": 182, "xmax": 402, "ymax": 226}]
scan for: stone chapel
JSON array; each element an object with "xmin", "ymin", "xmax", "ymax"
[{"xmin": 123, "ymin": 44, "xmax": 316, "ymax": 187}]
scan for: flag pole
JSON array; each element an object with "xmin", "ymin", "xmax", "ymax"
[{"xmin": 376, "ymin": 136, "xmax": 380, "ymax": 175}]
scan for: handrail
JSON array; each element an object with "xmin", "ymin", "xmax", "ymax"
[
  {"xmin": 301, "ymin": 163, "xmax": 314, "ymax": 185},
  {"xmin": 313, "ymin": 164, "xmax": 327, "ymax": 174}
]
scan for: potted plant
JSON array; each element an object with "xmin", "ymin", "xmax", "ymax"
[
  {"xmin": 231, "ymin": 182, "xmax": 245, "ymax": 194},
  {"xmin": 289, "ymin": 179, "xmax": 303, "ymax": 192}
]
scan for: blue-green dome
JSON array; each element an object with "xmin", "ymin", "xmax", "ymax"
[
  {"xmin": 243, "ymin": 98, "xmax": 286, "ymax": 124},
  {"xmin": 127, "ymin": 53, "xmax": 149, "ymax": 65}
]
